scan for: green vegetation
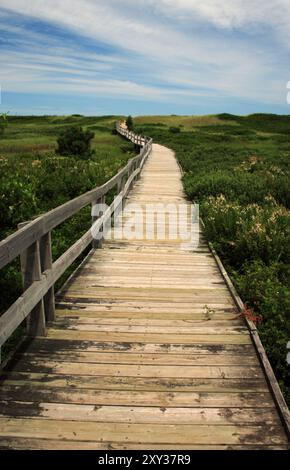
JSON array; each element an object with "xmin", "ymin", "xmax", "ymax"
[
  {"xmin": 56, "ymin": 125, "xmax": 95, "ymax": 159},
  {"xmin": 126, "ymin": 115, "xmax": 134, "ymax": 131},
  {"xmin": 135, "ymin": 113, "xmax": 290, "ymax": 405},
  {"xmin": 169, "ymin": 126, "xmax": 181, "ymax": 134},
  {"xmin": 0, "ymin": 115, "xmax": 136, "ymax": 359},
  {"xmin": 0, "ymin": 113, "xmax": 8, "ymax": 136}
]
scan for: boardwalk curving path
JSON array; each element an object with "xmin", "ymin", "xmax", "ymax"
[{"xmin": 0, "ymin": 143, "xmax": 288, "ymax": 449}]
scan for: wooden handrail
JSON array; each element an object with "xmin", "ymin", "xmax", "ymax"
[{"xmin": 0, "ymin": 123, "xmax": 153, "ymax": 348}]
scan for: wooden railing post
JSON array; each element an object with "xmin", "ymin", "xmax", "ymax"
[
  {"xmin": 91, "ymin": 199, "xmax": 98, "ymax": 250},
  {"xmin": 117, "ymin": 176, "xmax": 123, "ymax": 195},
  {"xmin": 136, "ymin": 158, "xmax": 141, "ymax": 181},
  {"xmin": 92, "ymin": 196, "xmax": 106, "ymax": 249},
  {"xmin": 18, "ymin": 223, "xmax": 46, "ymax": 337},
  {"xmin": 39, "ymin": 232, "xmax": 55, "ymax": 322},
  {"xmin": 129, "ymin": 162, "xmax": 135, "ymax": 190},
  {"xmin": 133, "ymin": 160, "xmax": 139, "ymax": 184}
]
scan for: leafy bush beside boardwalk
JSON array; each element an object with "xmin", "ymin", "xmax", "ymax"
[{"xmin": 135, "ymin": 114, "xmax": 290, "ymax": 404}]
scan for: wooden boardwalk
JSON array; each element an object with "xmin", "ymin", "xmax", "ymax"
[{"xmin": 0, "ymin": 143, "xmax": 289, "ymax": 449}]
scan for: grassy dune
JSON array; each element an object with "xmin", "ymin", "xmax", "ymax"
[{"xmin": 134, "ymin": 114, "xmax": 239, "ymax": 129}]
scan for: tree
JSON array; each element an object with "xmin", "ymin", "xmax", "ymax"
[
  {"xmin": 0, "ymin": 112, "xmax": 8, "ymax": 137},
  {"xmin": 126, "ymin": 115, "xmax": 134, "ymax": 131},
  {"xmin": 57, "ymin": 126, "xmax": 95, "ymax": 159}
]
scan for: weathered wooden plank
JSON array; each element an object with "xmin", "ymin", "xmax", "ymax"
[
  {"xmin": 74, "ymin": 272, "xmax": 222, "ymax": 281},
  {"xmin": 59, "ymin": 301, "xmax": 236, "ymax": 312},
  {"xmin": 62, "ymin": 286, "xmax": 231, "ymax": 296},
  {"xmin": 71, "ymin": 275, "xmax": 226, "ymax": 283},
  {"xmin": 47, "ymin": 329, "xmax": 252, "ymax": 344},
  {"xmin": 69, "ymin": 282, "xmax": 229, "ymax": 290},
  {"xmin": 5, "ymin": 360, "xmax": 263, "ymax": 379},
  {"xmin": 0, "ymin": 438, "xmax": 287, "ymax": 450},
  {"xmin": 55, "ymin": 308, "xmax": 238, "ymax": 319},
  {"xmin": 0, "ymin": 402, "xmax": 280, "ymax": 425},
  {"xmin": 54, "ymin": 317, "xmax": 244, "ymax": 327},
  {"xmin": 52, "ymin": 323, "xmax": 248, "ymax": 335},
  {"xmin": 12, "ymin": 338, "xmax": 254, "ymax": 355},
  {"xmin": 60, "ymin": 293, "xmax": 235, "ymax": 304},
  {"xmin": 87, "ymin": 255, "xmax": 216, "ymax": 264},
  {"xmin": 16, "ymin": 351, "xmax": 259, "ymax": 366},
  {"xmin": 0, "ymin": 372, "xmax": 269, "ymax": 392},
  {"xmin": 0, "ymin": 418, "xmax": 286, "ymax": 445}
]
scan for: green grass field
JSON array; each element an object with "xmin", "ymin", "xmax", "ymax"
[
  {"xmin": 134, "ymin": 114, "xmax": 239, "ymax": 129},
  {"xmin": 0, "ymin": 115, "xmax": 126, "ymax": 157}
]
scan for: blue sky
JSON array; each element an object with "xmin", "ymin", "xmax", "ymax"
[{"xmin": 0, "ymin": 0, "xmax": 290, "ymax": 116}]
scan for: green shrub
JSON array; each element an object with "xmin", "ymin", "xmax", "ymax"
[
  {"xmin": 233, "ymin": 260, "xmax": 290, "ymax": 403},
  {"xmin": 169, "ymin": 126, "xmax": 181, "ymax": 134},
  {"xmin": 0, "ymin": 113, "xmax": 8, "ymax": 137},
  {"xmin": 0, "ymin": 178, "xmax": 38, "ymax": 234},
  {"xmin": 57, "ymin": 126, "xmax": 94, "ymax": 159},
  {"xmin": 202, "ymin": 195, "xmax": 290, "ymax": 267},
  {"xmin": 183, "ymin": 171, "xmax": 271, "ymax": 205},
  {"xmin": 126, "ymin": 115, "xmax": 134, "ymax": 131}
]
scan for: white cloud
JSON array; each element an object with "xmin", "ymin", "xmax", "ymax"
[
  {"xmin": 0, "ymin": 0, "xmax": 280, "ymax": 64},
  {"xmin": 0, "ymin": 0, "xmax": 289, "ymax": 108},
  {"xmin": 128, "ymin": 0, "xmax": 290, "ymax": 32},
  {"xmin": 0, "ymin": 64, "xmax": 209, "ymax": 102}
]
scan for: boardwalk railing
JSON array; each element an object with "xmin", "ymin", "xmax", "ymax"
[{"xmin": 0, "ymin": 124, "xmax": 152, "ymax": 352}]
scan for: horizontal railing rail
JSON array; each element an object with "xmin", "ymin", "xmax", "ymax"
[
  {"xmin": 0, "ymin": 123, "xmax": 153, "ymax": 350},
  {"xmin": 115, "ymin": 121, "xmax": 149, "ymax": 146}
]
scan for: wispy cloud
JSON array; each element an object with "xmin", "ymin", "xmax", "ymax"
[
  {"xmin": 131, "ymin": 0, "xmax": 290, "ymax": 35},
  {"xmin": 0, "ymin": 0, "xmax": 289, "ymax": 114}
]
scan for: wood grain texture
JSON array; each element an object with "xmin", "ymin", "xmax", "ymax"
[{"xmin": 0, "ymin": 418, "xmax": 286, "ymax": 446}]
